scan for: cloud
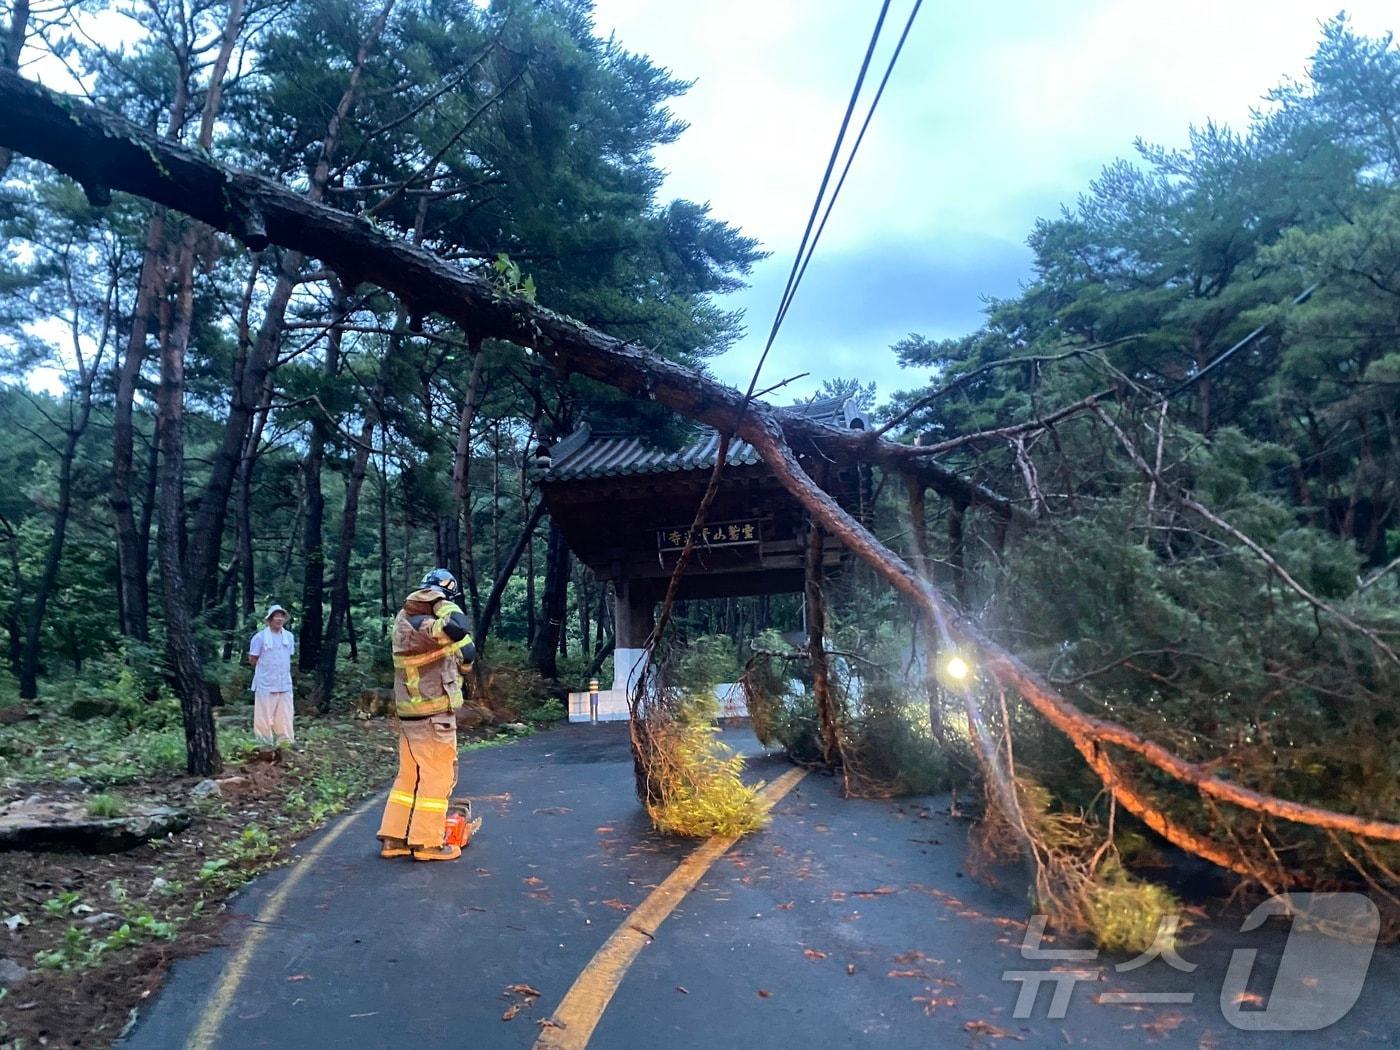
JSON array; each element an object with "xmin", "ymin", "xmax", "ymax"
[
  {"xmin": 708, "ymin": 235, "xmax": 1033, "ymax": 400},
  {"xmin": 593, "ymin": 0, "xmax": 1400, "ymax": 403}
]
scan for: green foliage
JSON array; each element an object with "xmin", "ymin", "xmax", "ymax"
[
  {"xmin": 85, "ymin": 793, "xmax": 126, "ymax": 818},
  {"xmin": 1085, "ymin": 861, "xmax": 1181, "ymax": 955},
  {"xmin": 645, "ymin": 720, "xmax": 767, "ymax": 839},
  {"xmin": 671, "ymin": 634, "xmax": 740, "ymax": 699}
]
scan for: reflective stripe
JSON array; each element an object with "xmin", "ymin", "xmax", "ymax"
[
  {"xmin": 388, "ymin": 790, "xmax": 416, "ymax": 807},
  {"xmin": 396, "ymin": 694, "xmax": 460, "ymax": 717},
  {"xmin": 414, "ymin": 797, "xmax": 449, "ymax": 813},
  {"xmin": 392, "ymin": 635, "xmax": 471, "ymax": 670}
]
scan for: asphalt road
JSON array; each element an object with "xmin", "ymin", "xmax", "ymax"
[{"xmin": 121, "ymin": 724, "xmax": 1399, "ymax": 1048}]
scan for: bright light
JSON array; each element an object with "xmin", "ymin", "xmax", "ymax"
[{"xmin": 944, "ymin": 655, "xmax": 971, "ymax": 682}]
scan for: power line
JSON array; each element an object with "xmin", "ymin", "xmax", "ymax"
[
  {"xmin": 742, "ymin": 0, "xmax": 898, "ymax": 405},
  {"xmin": 771, "ymin": 0, "xmax": 924, "ymax": 344}
]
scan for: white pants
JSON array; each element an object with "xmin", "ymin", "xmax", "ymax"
[{"xmin": 253, "ymin": 689, "xmax": 295, "ymax": 744}]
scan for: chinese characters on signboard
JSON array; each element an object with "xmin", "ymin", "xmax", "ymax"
[{"xmin": 657, "ymin": 520, "xmax": 759, "ymax": 551}]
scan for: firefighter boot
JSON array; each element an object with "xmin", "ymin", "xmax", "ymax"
[
  {"xmin": 412, "ymin": 843, "xmax": 462, "ymax": 862},
  {"xmin": 379, "ymin": 836, "xmax": 411, "ymax": 858}
]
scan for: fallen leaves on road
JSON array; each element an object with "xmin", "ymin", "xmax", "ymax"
[
  {"xmin": 501, "ymin": 982, "xmax": 541, "ymax": 1021},
  {"xmin": 1141, "ymin": 1011, "xmax": 1186, "ymax": 1037},
  {"xmin": 536, "ymin": 1017, "xmax": 566, "ymax": 1030},
  {"xmin": 533, "ymin": 807, "xmax": 572, "ymax": 815},
  {"xmin": 600, "ymin": 898, "xmax": 631, "ymax": 911},
  {"xmin": 675, "ymin": 985, "xmax": 688, "ymax": 994},
  {"xmin": 523, "ymin": 876, "xmax": 545, "ymax": 886},
  {"xmin": 757, "ymin": 989, "xmax": 772, "ymax": 998},
  {"xmin": 888, "ymin": 969, "xmax": 929, "ymax": 980},
  {"xmin": 803, "ymin": 949, "xmax": 827, "ymax": 960},
  {"xmin": 287, "ymin": 973, "xmax": 311, "ymax": 982},
  {"xmin": 912, "ymin": 989, "xmax": 958, "ymax": 1016},
  {"xmin": 852, "ymin": 886, "xmax": 898, "ymax": 899},
  {"xmin": 964, "ymin": 1019, "xmax": 1024, "ymax": 1040}
]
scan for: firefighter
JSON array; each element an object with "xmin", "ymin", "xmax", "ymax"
[{"xmin": 377, "ymin": 569, "xmax": 476, "ymax": 861}]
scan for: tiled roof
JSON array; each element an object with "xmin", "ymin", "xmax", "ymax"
[{"xmin": 541, "ymin": 395, "xmax": 867, "ymax": 483}]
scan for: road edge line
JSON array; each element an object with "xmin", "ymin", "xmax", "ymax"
[
  {"xmin": 533, "ymin": 764, "xmax": 809, "ymax": 1050},
  {"xmin": 185, "ymin": 794, "xmax": 378, "ymax": 1050}
]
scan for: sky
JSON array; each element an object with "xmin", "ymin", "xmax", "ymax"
[{"xmin": 588, "ymin": 0, "xmax": 1400, "ymax": 404}]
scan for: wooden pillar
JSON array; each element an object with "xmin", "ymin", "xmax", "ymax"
[
  {"xmin": 612, "ymin": 578, "xmax": 654, "ymax": 695},
  {"xmin": 805, "ymin": 519, "xmax": 840, "ymax": 768}
]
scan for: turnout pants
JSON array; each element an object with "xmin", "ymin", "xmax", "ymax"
[{"xmin": 377, "ymin": 713, "xmax": 458, "ymax": 847}]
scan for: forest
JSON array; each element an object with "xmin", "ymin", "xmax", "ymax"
[{"xmin": 1, "ymin": 0, "xmax": 1399, "ymax": 955}]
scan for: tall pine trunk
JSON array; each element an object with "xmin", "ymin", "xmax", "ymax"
[{"xmin": 529, "ymin": 519, "xmax": 572, "ymax": 680}]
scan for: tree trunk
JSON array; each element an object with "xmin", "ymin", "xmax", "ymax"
[
  {"xmin": 476, "ymin": 500, "xmax": 546, "ymax": 649},
  {"xmin": 0, "ymin": 0, "xmax": 28, "ymax": 176},
  {"xmin": 298, "ymin": 292, "xmax": 345, "ymax": 673},
  {"xmin": 317, "ymin": 408, "xmax": 376, "ymax": 709},
  {"xmin": 456, "ymin": 344, "xmax": 486, "ymax": 623},
  {"xmin": 185, "ymin": 0, "xmax": 395, "ymax": 612},
  {"xmin": 805, "ymin": 519, "xmax": 840, "ymax": 769},
  {"xmin": 156, "ymin": 248, "xmax": 219, "ymax": 776},
  {"xmin": 530, "ymin": 519, "xmax": 572, "ymax": 679},
  {"xmin": 109, "ymin": 45, "xmax": 196, "ymax": 643},
  {"xmin": 19, "ymin": 417, "xmax": 85, "ymax": 698},
  {"xmin": 111, "ymin": 240, "xmax": 164, "ymax": 642},
  {"xmin": 1, "ymin": 515, "xmax": 23, "ymax": 677},
  {"xmin": 378, "ymin": 429, "xmax": 390, "ymax": 631}
]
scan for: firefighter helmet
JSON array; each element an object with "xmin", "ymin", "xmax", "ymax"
[{"xmin": 419, "ymin": 568, "xmax": 462, "ymax": 604}]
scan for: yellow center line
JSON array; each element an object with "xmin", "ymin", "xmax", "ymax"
[
  {"xmin": 533, "ymin": 765, "xmax": 809, "ymax": 1050},
  {"xmin": 187, "ymin": 795, "xmax": 379, "ymax": 1050}
]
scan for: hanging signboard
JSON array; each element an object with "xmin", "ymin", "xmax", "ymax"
[{"xmin": 657, "ymin": 520, "xmax": 760, "ymax": 551}]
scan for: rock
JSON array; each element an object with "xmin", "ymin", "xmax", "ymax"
[
  {"xmin": 0, "ymin": 706, "xmax": 33, "ymax": 725},
  {"xmin": 147, "ymin": 876, "xmax": 169, "ymax": 896},
  {"xmin": 0, "ymin": 798, "xmax": 191, "ymax": 854},
  {"xmin": 80, "ymin": 911, "xmax": 122, "ymax": 928},
  {"xmin": 502, "ymin": 722, "xmax": 528, "ymax": 733},
  {"xmin": 61, "ymin": 776, "xmax": 86, "ymax": 789},
  {"xmin": 0, "ymin": 957, "xmax": 27, "ymax": 986},
  {"xmin": 453, "ymin": 702, "xmax": 493, "ymax": 730},
  {"xmin": 191, "ymin": 779, "xmax": 222, "ymax": 800},
  {"xmin": 68, "ymin": 696, "xmax": 118, "ymax": 721}
]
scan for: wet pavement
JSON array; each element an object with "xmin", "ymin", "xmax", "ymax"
[{"xmin": 121, "ymin": 723, "xmax": 1399, "ymax": 1048}]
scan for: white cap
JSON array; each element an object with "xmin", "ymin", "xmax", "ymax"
[{"xmin": 265, "ymin": 603, "xmax": 289, "ymax": 621}]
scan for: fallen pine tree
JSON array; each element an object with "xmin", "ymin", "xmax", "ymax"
[{"xmin": 2, "ymin": 68, "xmax": 1397, "ymax": 894}]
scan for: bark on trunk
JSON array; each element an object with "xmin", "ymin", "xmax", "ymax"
[
  {"xmin": 804, "ymin": 519, "xmax": 840, "ymax": 768},
  {"xmin": 156, "ymin": 253, "xmax": 219, "ymax": 776},
  {"xmin": 297, "ymin": 294, "xmax": 344, "ymax": 673},
  {"xmin": 317, "ymin": 409, "xmax": 376, "ymax": 708},
  {"xmin": 111, "ymin": 239, "xmax": 164, "ymax": 641},
  {"xmin": 530, "ymin": 518, "xmax": 571, "ymax": 679},
  {"xmin": 19, "ymin": 414, "xmax": 87, "ymax": 698},
  {"xmin": 476, "ymin": 500, "xmax": 546, "ymax": 649}
]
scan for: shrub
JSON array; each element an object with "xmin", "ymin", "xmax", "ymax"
[{"xmin": 644, "ymin": 718, "xmax": 767, "ymax": 839}]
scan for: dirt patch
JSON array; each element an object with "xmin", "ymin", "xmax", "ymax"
[{"xmin": 0, "ymin": 718, "xmax": 405, "ymax": 1048}]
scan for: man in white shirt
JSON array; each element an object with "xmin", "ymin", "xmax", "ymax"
[{"xmin": 248, "ymin": 604, "xmax": 296, "ymax": 746}]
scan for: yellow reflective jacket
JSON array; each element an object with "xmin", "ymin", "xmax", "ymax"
[{"xmin": 391, "ymin": 589, "xmax": 473, "ymax": 718}]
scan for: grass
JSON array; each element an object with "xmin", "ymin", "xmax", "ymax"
[{"xmin": 85, "ymin": 793, "xmax": 126, "ymax": 818}]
